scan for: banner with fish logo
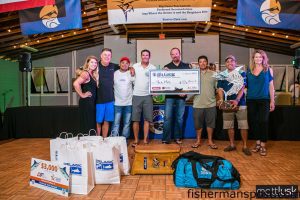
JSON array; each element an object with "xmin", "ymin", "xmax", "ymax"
[
  {"xmin": 237, "ymin": 0, "xmax": 300, "ymax": 30},
  {"xmin": 107, "ymin": 0, "xmax": 212, "ymax": 25},
  {"xmin": 19, "ymin": 0, "xmax": 82, "ymax": 35}
]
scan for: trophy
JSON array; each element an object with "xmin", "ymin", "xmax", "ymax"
[{"xmin": 213, "ymin": 66, "xmax": 244, "ymax": 112}]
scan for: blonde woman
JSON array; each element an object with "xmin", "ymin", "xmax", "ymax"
[
  {"xmin": 246, "ymin": 50, "xmax": 275, "ymax": 156},
  {"xmin": 73, "ymin": 56, "xmax": 99, "ymax": 134}
]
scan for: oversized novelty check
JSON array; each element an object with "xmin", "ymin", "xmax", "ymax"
[
  {"xmin": 149, "ymin": 69, "xmax": 200, "ymax": 94},
  {"xmin": 30, "ymin": 158, "xmax": 70, "ymax": 197}
]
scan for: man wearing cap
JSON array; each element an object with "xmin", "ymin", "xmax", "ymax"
[
  {"xmin": 217, "ymin": 55, "xmax": 251, "ymax": 156},
  {"xmin": 131, "ymin": 49, "xmax": 157, "ymax": 147},
  {"xmin": 111, "ymin": 57, "xmax": 135, "ymax": 139},
  {"xmin": 96, "ymin": 48, "xmax": 119, "ymax": 137}
]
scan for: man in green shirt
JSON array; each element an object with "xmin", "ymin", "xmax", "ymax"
[{"xmin": 191, "ymin": 55, "xmax": 218, "ymax": 149}]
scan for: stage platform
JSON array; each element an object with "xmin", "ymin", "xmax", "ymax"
[{"xmin": 1, "ymin": 105, "xmax": 300, "ymax": 140}]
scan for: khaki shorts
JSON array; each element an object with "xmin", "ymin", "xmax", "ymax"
[{"xmin": 223, "ymin": 106, "xmax": 248, "ymax": 129}]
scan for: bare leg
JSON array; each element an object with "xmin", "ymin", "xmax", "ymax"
[
  {"xmin": 143, "ymin": 121, "xmax": 149, "ymax": 143},
  {"xmin": 102, "ymin": 121, "xmax": 109, "ymax": 138},
  {"xmin": 207, "ymin": 127, "xmax": 215, "ymax": 145},
  {"xmin": 96, "ymin": 123, "xmax": 101, "ymax": 136},
  {"xmin": 133, "ymin": 122, "xmax": 139, "ymax": 144},
  {"xmin": 240, "ymin": 129, "xmax": 248, "ymax": 148},
  {"xmin": 228, "ymin": 128, "xmax": 235, "ymax": 147},
  {"xmin": 192, "ymin": 128, "xmax": 202, "ymax": 146}
]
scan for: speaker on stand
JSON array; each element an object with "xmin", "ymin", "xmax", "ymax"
[{"xmin": 18, "ymin": 52, "xmax": 32, "ymax": 106}]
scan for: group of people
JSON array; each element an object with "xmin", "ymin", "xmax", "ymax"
[{"xmin": 73, "ymin": 48, "xmax": 275, "ymax": 156}]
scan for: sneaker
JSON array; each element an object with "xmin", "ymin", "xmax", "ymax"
[
  {"xmin": 224, "ymin": 145, "xmax": 236, "ymax": 152},
  {"xmin": 175, "ymin": 139, "xmax": 182, "ymax": 144},
  {"xmin": 242, "ymin": 147, "xmax": 252, "ymax": 156},
  {"xmin": 162, "ymin": 141, "xmax": 170, "ymax": 144}
]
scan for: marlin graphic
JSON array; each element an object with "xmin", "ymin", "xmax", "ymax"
[
  {"xmin": 31, "ymin": 160, "xmax": 40, "ymax": 171},
  {"xmin": 114, "ymin": 0, "xmax": 139, "ymax": 21},
  {"xmin": 59, "ymin": 167, "xmax": 69, "ymax": 180}
]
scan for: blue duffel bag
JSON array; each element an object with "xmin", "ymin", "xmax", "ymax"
[{"xmin": 171, "ymin": 151, "xmax": 240, "ymax": 189}]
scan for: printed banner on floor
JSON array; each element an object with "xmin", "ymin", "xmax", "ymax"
[
  {"xmin": 0, "ymin": 0, "xmax": 55, "ymax": 13},
  {"xmin": 237, "ymin": 0, "xmax": 300, "ymax": 30},
  {"xmin": 107, "ymin": 0, "xmax": 212, "ymax": 25},
  {"xmin": 19, "ymin": 0, "xmax": 82, "ymax": 35},
  {"xmin": 29, "ymin": 158, "xmax": 70, "ymax": 197}
]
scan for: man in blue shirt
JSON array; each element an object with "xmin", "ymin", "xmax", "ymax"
[
  {"xmin": 96, "ymin": 48, "xmax": 119, "ymax": 137},
  {"xmin": 217, "ymin": 55, "xmax": 251, "ymax": 156}
]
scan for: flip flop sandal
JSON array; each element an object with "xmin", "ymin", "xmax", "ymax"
[
  {"xmin": 208, "ymin": 144, "xmax": 218, "ymax": 149},
  {"xmin": 131, "ymin": 142, "xmax": 138, "ymax": 147},
  {"xmin": 191, "ymin": 143, "xmax": 201, "ymax": 148}
]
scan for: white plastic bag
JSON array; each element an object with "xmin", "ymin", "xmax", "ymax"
[
  {"xmin": 85, "ymin": 140, "xmax": 121, "ymax": 184},
  {"xmin": 50, "ymin": 132, "xmax": 78, "ymax": 162},
  {"xmin": 55, "ymin": 142, "xmax": 95, "ymax": 195},
  {"xmin": 105, "ymin": 136, "xmax": 130, "ymax": 175}
]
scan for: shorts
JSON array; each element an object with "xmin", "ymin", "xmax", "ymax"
[
  {"xmin": 193, "ymin": 107, "xmax": 216, "ymax": 129},
  {"xmin": 132, "ymin": 95, "xmax": 153, "ymax": 122},
  {"xmin": 223, "ymin": 106, "xmax": 248, "ymax": 129},
  {"xmin": 96, "ymin": 101, "xmax": 114, "ymax": 123}
]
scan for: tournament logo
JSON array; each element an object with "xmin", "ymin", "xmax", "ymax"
[
  {"xmin": 115, "ymin": 0, "xmax": 139, "ymax": 22},
  {"xmin": 260, "ymin": 0, "xmax": 281, "ymax": 25},
  {"xmin": 96, "ymin": 160, "xmax": 114, "ymax": 171},
  {"xmin": 40, "ymin": 5, "xmax": 61, "ymax": 28},
  {"xmin": 150, "ymin": 109, "xmax": 164, "ymax": 134},
  {"xmin": 70, "ymin": 164, "xmax": 82, "ymax": 175}
]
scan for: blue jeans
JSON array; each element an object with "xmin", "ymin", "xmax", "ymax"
[
  {"xmin": 163, "ymin": 98, "xmax": 185, "ymax": 142},
  {"xmin": 111, "ymin": 106, "xmax": 132, "ymax": 138}
]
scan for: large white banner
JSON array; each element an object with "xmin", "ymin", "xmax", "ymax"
[{"xmin": 107, "ymin": 0, "xmax": 212, "ymax": 25}]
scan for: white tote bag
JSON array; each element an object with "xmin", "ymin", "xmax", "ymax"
[
  {"xmin": 85, "ymin": 140, "xmax": 121, "ymax": 184},
  {"xmin": 105, "ymin": 136, "xmax": 130, "ymax": 175},
  {"xmin": 50, "ymin": 132, "xmax": 78, "ymax": 162},
  {"xmin": 56, "ymin": 142, "xmax": 95, "ymax": 195}
]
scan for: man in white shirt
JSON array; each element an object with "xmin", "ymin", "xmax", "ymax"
[
  {"xmin": 111, "ymin": 57, "xmax": 135, "ymax": 139},
  {"xmin": 131, "ymin": 49, "xmax": 156, "ymax": 147}
]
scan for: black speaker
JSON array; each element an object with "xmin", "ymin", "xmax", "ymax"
[
  {"xmin": 18, "ymin": 52, "xmax": 32, "ymax": 72},
  {"xmin": 294, "ymin": 48, "xmax": 300, "ymax": 69}
]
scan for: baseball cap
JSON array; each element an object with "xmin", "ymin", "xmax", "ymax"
[
  {"xmin": 120, "ymin": 57, "xmax": 130, "ymax": 64},
  {"xmin": 225, "ymin": 55, "xmax": 236, "ymax": 62}
]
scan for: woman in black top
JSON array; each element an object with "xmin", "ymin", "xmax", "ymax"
[{"xmin": 73, "ymin": 56, "xmax": 98, "ymax": 134}]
